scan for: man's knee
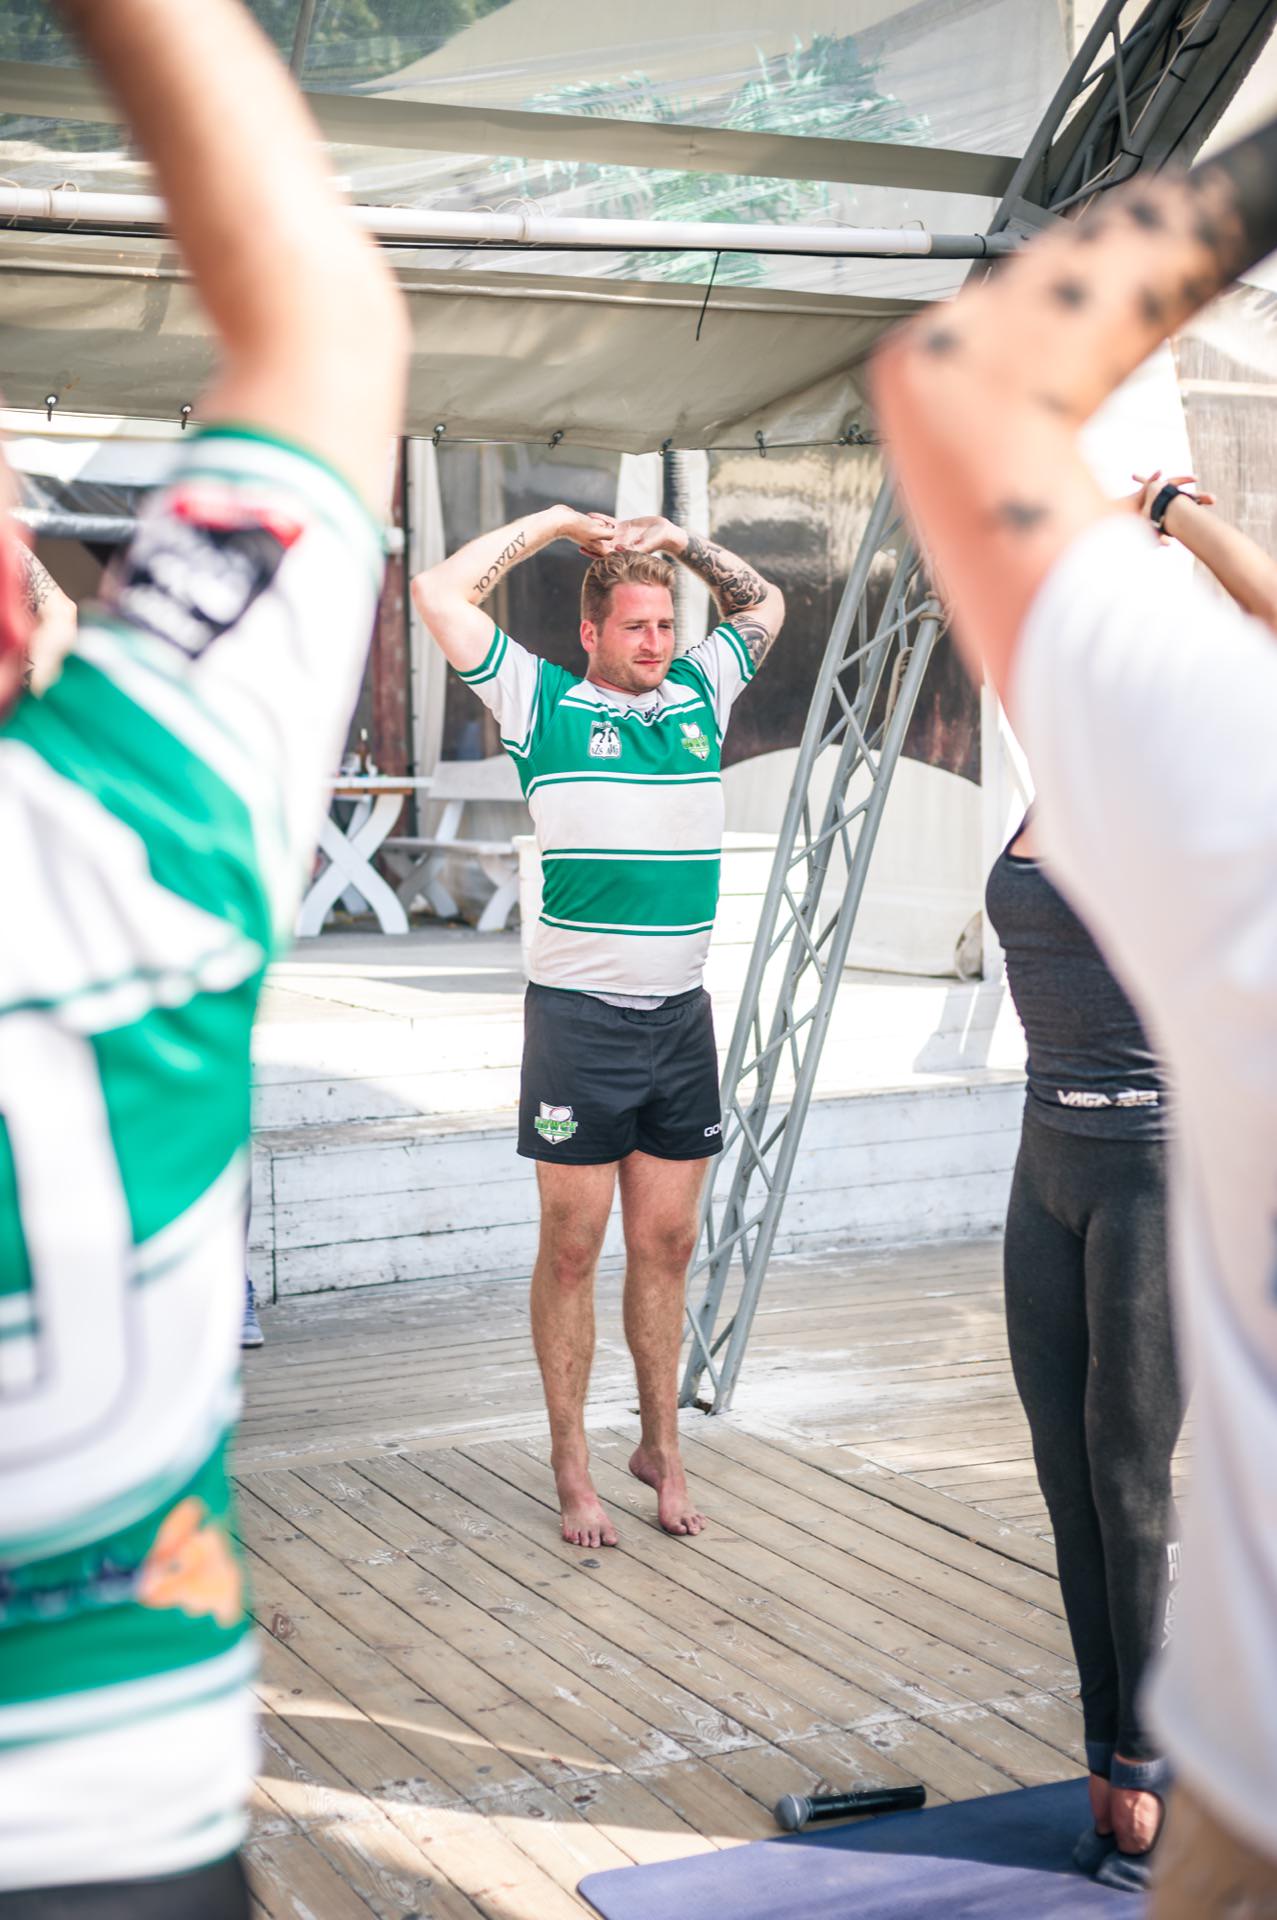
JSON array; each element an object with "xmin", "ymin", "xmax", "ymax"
[
  {"xmin": 626, "ymin": 1215, "xmax": 699, "ymax": 1275},
  {"xmin": 536, "ymin": 1204, "xmax": 607, "ymax": 1290}
]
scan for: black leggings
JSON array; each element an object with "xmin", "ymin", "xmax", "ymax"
[
  {"xmin": 0, "ymin": 1856, "xmax": 249, "ymax": 1920},
  {"xmin": 1004, "ymin": 1108, "xmax": 1183, "ymax": 1764}
]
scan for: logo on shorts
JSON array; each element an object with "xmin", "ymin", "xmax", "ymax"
[
  {"xmin": 534, "ymin": 1102, "xmax": 578, "ymax": 1145},
  {"xmin": 589, "ymin": 717, "xmax": 621, "ymax": 758},
  {"xmin": 703, "ymin": 1122, "xmax": 722, "ymax": 1138},
  {"xmin": 680, "ymin": 722, "xmax": 710, "ymax": 761}
]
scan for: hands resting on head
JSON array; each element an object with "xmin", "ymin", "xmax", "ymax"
[{"xmin": 562, "ymin": 511, "xmax": 682, "ymax": 558}]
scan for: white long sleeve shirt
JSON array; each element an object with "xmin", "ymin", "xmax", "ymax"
[{"xmin": 1014, "ymin": 511, "xmax": 1277, "ymax": 1860}]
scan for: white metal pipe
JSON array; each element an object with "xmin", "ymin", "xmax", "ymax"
[{"xmin": 0, "ymin": 185, "xmax": 1014, "ymax": 259}]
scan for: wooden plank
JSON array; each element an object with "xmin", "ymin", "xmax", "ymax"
[
  {"xmin": 446, "ymin": 1441, "xmax": 1053, "ymax": 1711},
  {"xmin": 353, "ymin": 1451, "xmax": 854, "ymax": 1749},
  {"xmin": 415, "ymin": 1445, "xmax": 977, "ymax": 1723},
  {"xmin": 256, "ymin": 1704, "xmax": 390, "ymax": 1830},
  {"xmin": 247, "ymin": 1829, "xmax": 380, "ymax": 1920},
  {"xmin": 253, "ymin": 1818, "xmax": 488, "ymax": 1920},
  {"xmin": 254, "ymin": 1630, "xmax": 465, "ymax": 1811},
  {"xmin": 507, "ymin": 1437, "xmax": 1074, "ymax": 1694},
  {"xmin": 586, "ymin": 1427, "xmax": 1072, "ymax": 1660},
  {"xmin": 240, "ymin": 1485, "xmax": 610, "ymax": 1795},
  {"xmin": 992, "ymin": 1688, "xmax": 1086, "ymax": 1763},
  {"xmin": 616, "ymin": 1754, "xmax": 780, "ymax": 1847},
  {"xmin": 258, "ymin": 1712, "xmax": 589, "ymax": 1919},
  {"xmin": 250, "ymin": 1726, "xmax": 489, "ymax": 1920},
  {"xmin": 916, "ymin": 1704, "xmax": 1083, "ymax": 1787},
  {"xmin": 743, "ymin": 1421, "xmax": 1060, "ymax": 1578},
  {"xmin": 295, "ymin": 1458, "xmax": 759, "ymax": 1763},
  {"xmin": 781, "ymin": 1718, "xmax": 1017, "ymax": 1802},
  {"xmin": 249, "ymin": 1567, "xmax": 637, "ymax": 1913},
  {"xmin": 663, "ymin": 1424, "xmax": 1065, "ymax": 1619},
  {"xmin": 242, "ymin": 1477, "xmax": 659, "ymax": 1787}
]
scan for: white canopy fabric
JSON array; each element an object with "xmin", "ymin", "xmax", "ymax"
[
  {"xmin": 0, "ymin": 235, "xmax": 914, "ymax": 449},
  {"xmin": 0, "ymin": 0, "xmax": 1068, "ymax": 443}
]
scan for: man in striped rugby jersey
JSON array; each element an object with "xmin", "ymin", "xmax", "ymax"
[
  {"xmin": 0, "ymin": 0, "xmax": 407, "ymax": 1910},
  {"xmin": 414, "ymin": 510, "xmax": 783, "ymax": 1548}
]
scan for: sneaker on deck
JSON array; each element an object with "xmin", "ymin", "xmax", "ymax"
[{"xmin": 242, "ymin": 1279, "xmax": 265, "ymax": 1349}]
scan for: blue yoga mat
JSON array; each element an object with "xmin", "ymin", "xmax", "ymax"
[{"xmin": 580, "ymin": 1778, "xmax": 1146, "ymax": 1920}]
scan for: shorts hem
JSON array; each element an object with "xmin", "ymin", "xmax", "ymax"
[
  {"xmin": 632, "ymin": 1141, "xmax": 723, "ymax": 1162},
  {"xmin": 516, "ymin": 1144, "xmax": 630, "ymax": 1166}
]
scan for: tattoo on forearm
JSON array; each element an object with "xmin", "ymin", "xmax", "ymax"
[
  {"xmin": 472, "ymin": 530, "xmax": 527, "ymax": 599},
  {"xmin": 682, "ymin": 535, "xmax": 776, "ymax": 666},
  {"xmin": 18, "ymin": 544, "xmax": 55, "ymax": 616},
  {"xmin": 682, "ymin": 535, "xmax": 768, "ymax": 614}
]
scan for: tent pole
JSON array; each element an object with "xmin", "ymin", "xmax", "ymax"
[{"xmin": 0, "ymin": 187, "xmax": 1019, "ymax": 262}]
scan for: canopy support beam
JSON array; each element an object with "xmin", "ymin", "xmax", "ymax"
[
  {"xmin": 678, "ymin": 0, "xmax": 1277, "ymax": 1415},
  {"xmin": 0, "ymin": 185, "xmax": 1019, "ymax": 261}
]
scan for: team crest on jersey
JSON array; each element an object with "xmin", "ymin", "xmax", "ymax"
[
  {"xmin": 106, "ymin": 481, "xmax": 306, "ymax": 658},
  {"xmin": 589, "ymin": 717, "xmax": 621, "ymax": 759},
  {"xmin": 679, "ymin": 721, "xmax": 710, "ymax": 761},
  {"xmin": 534, "ymin": 1102, "xmax": 578, "ymax": 1145}
]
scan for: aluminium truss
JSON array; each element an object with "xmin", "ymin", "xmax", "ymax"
[{"xmin": 680, "ymin": 0, "xmax": 1277, "ymax": 1414}]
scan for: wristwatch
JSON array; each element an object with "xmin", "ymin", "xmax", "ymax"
[{"xmin": 1149, "ymin": 482, "xmax": 1194, "ymax": 533}]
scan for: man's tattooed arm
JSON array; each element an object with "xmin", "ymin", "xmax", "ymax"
[
  {"xmin": 872, "ymin": 106, "xmax": 1277, "ymax": 702},
  {"xmin": 18, "ymin": 543, "xmax": 61, "ymax": 618},
  {"xmin": 13, "ymin": 540, "xmax": 78, "ymax": 693},
  {"xmin": 412, "ymin": 503, "xmax": 616, "ymax": 676},
  {"xmin": 680, "ymin": 533, "xmax": 784, "ymax": 669}
]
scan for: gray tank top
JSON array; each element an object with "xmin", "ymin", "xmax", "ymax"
[{"xmin": 984, "ymin": 832, "xmax": 1165, "ymax": 1139}]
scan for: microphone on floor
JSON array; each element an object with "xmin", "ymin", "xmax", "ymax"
[{"xmin": 774, "ymin": 1782, "xmax": 927, "ymax": 1831}]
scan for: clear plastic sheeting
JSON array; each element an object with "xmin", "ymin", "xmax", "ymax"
[
  {"xmin": 344, "ymin": 1, "xmax": 1058, "ymax": 158},
  {"xmin": 0, "ymin": 0, "xmax": 1069, "ymax": 435},
  {"xmin": 0, "ymin": 1, "xmax": 1064, "ymax": 299}
]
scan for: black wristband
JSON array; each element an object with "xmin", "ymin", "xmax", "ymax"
[{"xmin": 1149, "ymin": 483, "xmax": 1191, "ymax": 532}]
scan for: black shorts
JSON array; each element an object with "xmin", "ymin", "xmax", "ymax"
[
  {"xmin": 518, "ymin": 984, "xmax": 724, "ymax": 1165},
  {"xmin": 0, "ymin": 1856, "xmax": 250, "ymax": 1919}
]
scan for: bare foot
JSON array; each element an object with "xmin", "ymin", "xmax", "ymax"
[
  {"xmin": 553, "ymin": 1462, "xmax": 618, "ymax": 1549},
  {"xmin": 629, "ymin": 1444, "xmax": 706, "ymax": 1536},
  {"xmin": 1111, "ymin": 1765, "xmax": 1164, "ymax": 1855}
]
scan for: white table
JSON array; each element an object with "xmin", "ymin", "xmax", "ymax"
[{"xmin": 296, "ymin": 775, "xmax": 432, "ymax": 937}]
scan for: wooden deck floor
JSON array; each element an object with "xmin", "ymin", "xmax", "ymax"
[{"xmin": 238, "ymin": 1239, "xmax": 1185, "ymax": 1918}]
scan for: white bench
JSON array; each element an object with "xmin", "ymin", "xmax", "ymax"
[{"xmin": 382, "ymin": 756, "xmax": 526, "ymax": 933}]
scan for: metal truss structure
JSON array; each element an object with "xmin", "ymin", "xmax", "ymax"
[{"xmin": 680, "ymin": 0, "xmax": 1277, "ymax": 1414}]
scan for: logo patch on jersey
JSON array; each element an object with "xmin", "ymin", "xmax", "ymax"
[
  {"xmin": 136, "ymin": 1496, "xmax": 243, "ymax": 1627},
  {"xmin": 679, "ymin": 722, "xmax": 710, "ymax": 761},
  {"xmin": 106, "ymin": 482, "xmax": 306, "ymax": 659},
  {"xmin": 589, "ymin": 716, "xmax": 622, "ymax": 759},
  {"xmin": 534, "ymin": 1102, "xmax": 578, "ymax": 1145}
]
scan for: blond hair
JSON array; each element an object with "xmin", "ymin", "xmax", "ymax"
[{"xmin": 581, "ymin": 550, "xmax": 675, "ymax": 628}]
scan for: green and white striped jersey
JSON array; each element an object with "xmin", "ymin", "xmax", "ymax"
[
  {"xmin": 457, "ymin": 621, "xmax": 756, "ymax": 994},
  {"xmin": 0, "ymin": 426, "xmax": 383, "ymax": 1890}
]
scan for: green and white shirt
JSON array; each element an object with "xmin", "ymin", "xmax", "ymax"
[
  {"xmin": 457, "ymin": 621, "xmax": 756, "ymax": 994},
  {"xmin": 0, "ymin": 426, "xmax": 383, "ymax": 1890}
]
